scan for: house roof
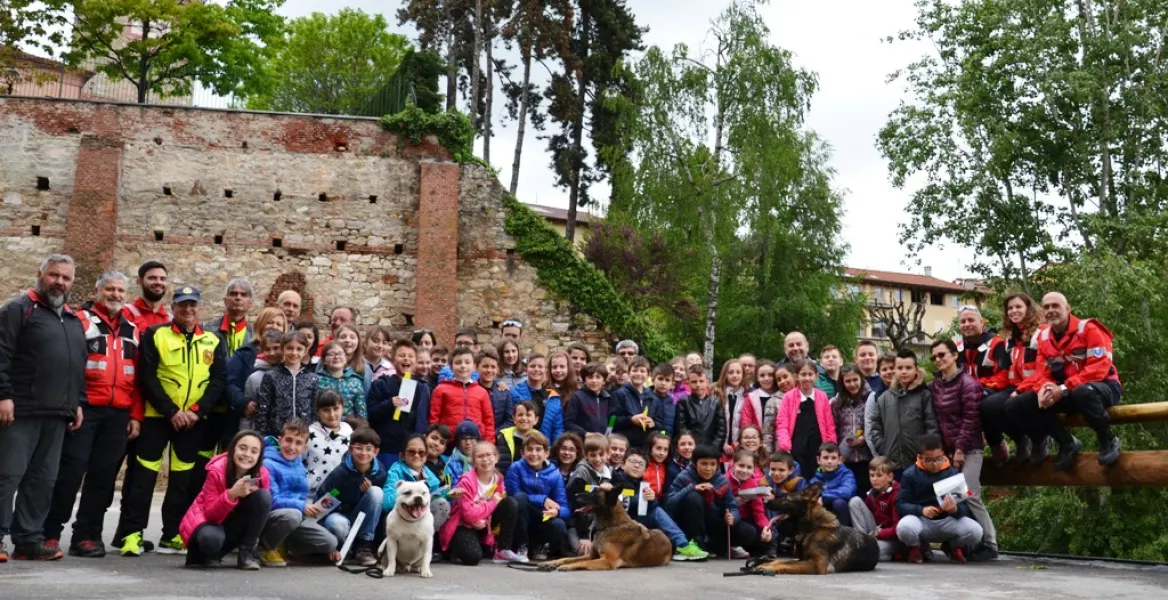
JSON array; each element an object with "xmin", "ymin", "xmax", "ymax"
[
  {"xmin": 9, "ymin": 50, "xmax": 95, "ymax": 78},
  {"xmin": 843, "ymin": 267, "xmax": 971, "ymax": 294},
  {"xmin": 526, "ymin": 203, "xmax": 594, "ymax": 225}
]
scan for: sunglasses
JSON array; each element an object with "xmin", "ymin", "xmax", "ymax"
[
  {"xmin": 501, "ymin": 320, "xmax": 523, "ymax": 329},
  {"xmin": 404, "ymin": 449, "xmax": 426, "ymax": 457},
  {"xmin": 931, "ymin": 352, "xmax": 950, "ymax": 360}
]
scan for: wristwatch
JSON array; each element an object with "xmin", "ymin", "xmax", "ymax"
[{"xmin": 1059, "ymin": 384, "xmax": 1068, "ymax": 396}]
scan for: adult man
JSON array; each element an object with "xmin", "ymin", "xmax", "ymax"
[
  {"xmin": 44, "ymin": 271, "xmax": 142, "ymax": 558},
  {"xmin": 277, "ymin": 290, "xmax": 302, "ymax": 328},
  {"xmin": 1006, "ymin": 292, "xmax": 1122, "ymax": 470},
  {"xmin": 454, "ymin": 329, "xmax": 479, "ymax": 351},
  {"xmin": 113, "ymin": 286, "xmax": 227, "ymax": 556},
  {"xmin": 779, "ymin": 331, "xmax": 833, "ymax": 394},
  {"xmin": 854, "ymin": 340, "xmax": 885, "ymax": 396},
  {"xmin": 615, "ymin": 339, "xmax": 639, "ymax": 360},
  {"xmin": 197, "ymin": 278, "xmax": 254, "ymax": 468},
  {"xmin": 125, "ymin": 261, "xmax": 171, "ymax": 331},
  {"xmin": 500, "ymin": 318, "xmax": 523, "ymax": 344},
  {"xmin": 955, "ymin": 306, "xmax": 1007, "ymax": 388},
  {"xmin": 315, "ymin": 306, "xmax": 357, "ymax": 356},
  {"xmin": 0, "ymin": 254, "xmax": 87, "ymax": 561}
]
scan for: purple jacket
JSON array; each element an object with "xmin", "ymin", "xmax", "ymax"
[{"xmin": 928, "ymin": 370, "xmax": 983, "ymax": 454}]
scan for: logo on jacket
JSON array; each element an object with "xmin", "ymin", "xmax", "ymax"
[
  {"xmin": 203, "ymin": 349, "xmax": 214, "ymax": 365},
  {"xmin": 1092, "ymin": 348, "xmax": 1105, "ymax": 358}
]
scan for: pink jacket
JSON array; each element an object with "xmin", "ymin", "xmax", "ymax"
[
  {"xmin": 439, "ymin": 470, "xmax": 505, "ymax": 551},
  {"xmin": 775, "ymin": 388, "xmax": 837, "ymax": 452},
  {"xmin": 179, "ymin": 453, "xmax": 271, "ymax": 546},
  {"xmin": 738, "ymin": 388, "xmax": 774, "ymax": 434}
]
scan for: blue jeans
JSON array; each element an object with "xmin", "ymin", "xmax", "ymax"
[
  {"xmin": 635, "ymin": 506, "xmax": 687, "ymax": 548},
  {"xmin": 322, "ymin": 486, "xmax": 383, "ymax": 542}
]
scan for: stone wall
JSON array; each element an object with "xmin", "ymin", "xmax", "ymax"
[{"xmin": 0, "ymin": 97, "xmax": 610, "ymax": 357}]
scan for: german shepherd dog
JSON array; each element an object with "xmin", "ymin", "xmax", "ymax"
[
  {"xmin": 538, "ymin": 487, "xmax": 673, "ymax": 572},
  {"xmin": 749, "ymin": 483, "xmax": 879, "ymax": 575}
]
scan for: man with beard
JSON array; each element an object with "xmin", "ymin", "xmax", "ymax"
[
  {"xmin": 779, "ymin": 331, "xmax": 835, "ymax": 394},
  {"xmin": 44, "ymin": 271, "xmax": 142, "ymax": 558},
  {"xmin": 0, "ymin": 254, "xmax": 87, "ymax": 562},
  {"xmin": 195, "ymin": 278, "xmax": 254, "ymax": 479},
  {"xmin": 125, "ymin": 261, "xmax": 171, "ymax": 331}
]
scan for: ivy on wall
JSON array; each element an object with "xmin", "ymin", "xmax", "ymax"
[
  {"xmin": 501, "ymin": 194, "xmax": 677, "ymax": 362},
  {"xmin": 379, "ymin": 106, "xmax": 478, "ymax": 164}
]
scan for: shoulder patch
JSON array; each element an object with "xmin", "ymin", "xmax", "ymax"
[{"xmin": 1092, "ymin": 348, "xmax": 1105, "ymax": 358}]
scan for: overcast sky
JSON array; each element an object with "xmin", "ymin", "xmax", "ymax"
[{"xmin": 279, "ymin": 0, "xmax": 973, "ymax": 280}]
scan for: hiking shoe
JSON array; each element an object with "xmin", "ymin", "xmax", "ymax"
[
  {"xmin": 531, "ymin": 544, "xmax": 549, "ymax": 561},
  {"xmin": 946, "ymin": 546, "xmax": 967, "ymax": 564},
  {"xmin": 69, "ymin": 539, "xmax": 107, "ymax": 558},
  {"xmin": 991, "ymin": 440, "xmax": 1010, "ymax": 466},
  {"xmin": 907, "ymin": 546, "xmax": 924, "ymax": 564},
  {"xmin": 730, "ymin": 546, "xmax": 750, "ymax": 559},
  {"xmin": 1053, "ymin": 437, "xmax": 1083, "ymax": 471},
  {"xmin": 0, "ymin": 541, "xmax": 8, "ymax": 563},
  {"xmin": 493, "ymin": 549, "xmax": 527, "ymax": 564},
  {"xmin": 120, "ymin": 532, "xmax": 144, "ymax": 557},
  {"xmin": 44, "ymin": 538, "xmax": 61, "ymax": 553},
  {"xmin": 1028, "ymin": 437, "xmax": 1050, "ymax": 467},
  {"xmin": 237, "ymin": 548, "xmax": 260, "ymax": 570},
  {"xmin": 259, "ymin": 548, "xmax": 287, "ymax": 568},
  {"xmin": 968, "ymin": 544, "xmax": 999, "ymax": 562},
  {"xmin": 353, "ymin": 547, "xmax": 378, "ymax": 567},
  {"xmin": 1011, "ymin": 437, "xmax": 1032, "ymax": 465},
  {"xmin": 672, "ymin": 540, "xmax": 709, "ymax": 561},
  {"xmin": 13, "ymin": 541, "xmax": 64, "ymax": 561},
  {"xmin": 157, "ymin": 534, "xmax": 186, "ymax": 555},
  {"xmin": 110, "ymin": 537, "xmax": 154, "ymax": 553},
  {"xmin": 1098, "ymin": 435, "xmax": 1122, "ymax": 466},
  {"xmin": 515, "ymin": 546, "xmax": 530, "ymax": 563}
]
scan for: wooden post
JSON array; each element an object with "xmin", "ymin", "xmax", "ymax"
[
  {"xmin": 982, "ymin": 451, "xmax": 1168, "ymax": 487},
  {"xmin": 1062, "ymin": 402, "xmax": 1168, "ymax": 427}
]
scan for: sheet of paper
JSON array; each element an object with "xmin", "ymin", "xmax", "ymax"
[{"xmin": 398, "ymin": 377, "xmax": 418, "ymax": 413}]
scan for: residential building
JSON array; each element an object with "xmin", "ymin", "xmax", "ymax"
[
  {"xmin": 528, "ymin": 203, "xmax": 594, "ymax": 246},
  {"xmin": 844, "ymin": 266, "xmax": 985, "ymax": 349}
]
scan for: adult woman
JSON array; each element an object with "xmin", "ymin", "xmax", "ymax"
[
  {"xmin": 980, "ymin": 293, "xmax": 1043, "ymax": 466},
  {"xmin": 497, "ymin": 340, "xmax": 524, "ymax": 391},
  {"xmin": 227, "ymin": 308, "xmax": 288, "ymax": 421},
  {"xmin": 411, "ymin": 328, "xmax": 437, "ymax": 352}
]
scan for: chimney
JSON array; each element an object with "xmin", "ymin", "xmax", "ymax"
[{"xmin": 924, "ymin": 266, "xmax": 933, "ymax": 277}]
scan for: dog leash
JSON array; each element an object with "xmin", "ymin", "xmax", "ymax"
[
  {"xmin": 722, "ymin": 555, "xmax": 779, "ymax": 577},
  {"xmin": 506, "ymin": 561, "xmax": 554, "ymax": 572}
]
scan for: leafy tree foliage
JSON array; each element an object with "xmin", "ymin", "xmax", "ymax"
[{"xmin": 0, "ymin": 0, "xmax": 67, "ymax": 85}]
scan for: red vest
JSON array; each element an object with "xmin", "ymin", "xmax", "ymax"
[{"xmin": 80, "ymin": 305, "xmax": 143, "ymax": 420}]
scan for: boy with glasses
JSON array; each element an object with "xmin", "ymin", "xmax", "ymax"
[{"xmin": 895, "ymin": 434, "xmax": 983, "ymax": 564}]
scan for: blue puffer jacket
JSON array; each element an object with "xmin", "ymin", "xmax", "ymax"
[
  {"xmin": 383, "ymin": 460, "xmax": 442, "ymax": 511},
  {"xmin": 504, "ymin": 459, "xmax": 570, "ymax": 520},
  {"xmin": 263, "ymin": 436, "xmax": 310, "ymax": 513},
  {"xmin": 809, "ymin": 465, "xmax": 857, "ymax": 502},
  {"xmin": 509, "ymin": 380, "xmax": 564, "ymax": 443}
]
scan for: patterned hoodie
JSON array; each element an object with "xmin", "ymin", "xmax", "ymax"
[
  {"xmin": 305, "ymin": 420, "xmax": 353, "ymax": 494},
  {"xmin": 256, "ymin": 365, "xmax": 319, "ymax": 437},
  {"xmin": 317, "ymin": 367, "xmax": 367, "ymax": 418}
]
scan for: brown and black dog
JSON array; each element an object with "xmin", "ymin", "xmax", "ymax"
[
  {"xmin": 750, "ymin": 483, "xmax": 879, "ymax": 575},
  {"xmin": 538, "ymin": 487, "xmax": 673, "ymax": 572}
]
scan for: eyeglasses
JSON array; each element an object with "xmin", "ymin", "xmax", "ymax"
[
  {"xmin": 624, "ymin": 459, "xmax": 646, "ymax": 468},
  {"xmin": 404, "ymin": 449, "xmax": 426, "ymax": 457},
  {"xmin": 931, "ymin": 352, "xmax": 949, "ymax": 360},
  {"xmin": 325, "ymin": 352, "xmax": 347, "ymax": 359},
  {"xmin": 474, "ymin": 454, "xmax": 496, "ymax": 461},
  {"xmin": 921, "ymin": 456, "xmax": 947, "ymax": 464}
]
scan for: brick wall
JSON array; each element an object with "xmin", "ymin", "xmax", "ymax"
[{"xmin": 0, "ymin": 97, "xmax": 609, "ymax": 356}]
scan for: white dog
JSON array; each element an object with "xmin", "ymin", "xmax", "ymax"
[{"xmin": 379, "ymin": 480, "xmax": 434, "ymax": 578}]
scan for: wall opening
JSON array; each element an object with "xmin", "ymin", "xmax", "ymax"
[
  {"xmin": 394, "ymin": 243, "xmax": 404, "ymax": 255},
  {"xmin": 163, "ymin": 186, "xmax": 172, "ymax": 196},
  {"xmin": 318, "ymin": 193, "xmax": 328, "ymax": 202},
  {"xmin": 273, "ymin": 190, "xmax": 282, "ymax": 202},
  {"xmin": 154, "ymin": 230, "xmax": 164, "ymax": 242},
  {"xmin": 36, "ymin": 177, "xmax": 49, "ymax": 191},
  {"xmin": 224, "ymin": 189, "xmax": 234, "ymax": 198},
  {"xmin": 369, "ymin": 195, "xmax": 378, "ymax": 204},
  {"xmin": 214, "ymin": 234, "xmax": 224, "ymax": 245},
  {"xmin": 335, "ymin": 240, "xmax": 347, "ymax": 251},
  {"xmin": 30, "ymin": 225, "xmax": 40, "ymax": 236},
  {"xmin": 272, "ymin": 237, "xmax": 283, "ymax": 248}
]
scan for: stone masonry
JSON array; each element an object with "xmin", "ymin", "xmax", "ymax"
[{"xmin": 0, "ymin": 97, "xmax": 609, "ymax": 356}]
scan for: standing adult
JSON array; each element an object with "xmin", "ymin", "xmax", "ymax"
[
  {"xmin": 0, "ymin": 254, "xmax": 87, "ymax": 561},
  {"xmin": 276, "ymin": 291, "xmax": 302, "ymax": 330},
  {"xmin": 615, "ymin": 340, "xmax": 639, "ymax": 361},
  {"xmin": 125, "ymin": 261, "xmax": 171, "ymax": 331},
  {"xmin": 113, "ymin": 286, "xmax": 228, "ymax": 556},
  {"xmin": 44, "ymin": 270, "xmax": 142, "ymax": 558},
  {"xmin": 225, "ymin": 307, "xmax": 288, "ymax": 424},
  {"xmin": 500, "ymin": 318, "xmax": 523, "ymax": 345},
  {"xmin": 779, "ymin": 332, "xmax": 833, "ymax": 394},
  {"xmin": 1006, "ymin": 293, "xmax": 1123, "ymax": 470},
  {"xmin": 315, "ymin": 306, "xmax": 357, "ymax": 357},
  {"xmin": 199, "ymin": 278, "xmax": 255, "ymax": 458}
]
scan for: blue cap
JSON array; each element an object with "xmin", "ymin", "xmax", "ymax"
[
  {"xmin": 455, "ymin": 420, "xmax": 481, "ymax": 442},
  {"xmin": 173, "ymin": 286, "xmax": 201, "ymax": 304}
]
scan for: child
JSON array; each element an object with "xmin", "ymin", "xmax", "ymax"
[
  {"xmin": 384, "ymin": 434, "xmax": 450, "ymax": 531},
  {"xmin": 868, "ymin": 348, "xmax": 938, "ymax": 473},
  {"xmin": 607, "ymin": 434, "xmax": 629, "ymax": 472},
  {"xmin": 727, "ymin": 425, "xmax": 766, "ymax": 480},
  {"xmin": 738, "ymin": 353, "xmax": 757, "ymax": 389},
  {"xmin": 668, "ymin": 357, "xmax": 691, "ymax": 404},
  {"xmin": 740, "ymin": 360, "xmax": 777, "ymax": 444},
  {"xmin": 295, "ymin": 321, "xmax": 320, "ymax": 367},
  {"xmin": 551, "ymin": 432, "xmax": 584, "ymax": 482},
  {"xmin": 776, "ymin": 360, "xmax": 837, "ymax": 479},
  {"xmin": 564, "ymin": 363, "xmax": 611, "ymax": 436},
  {"xmin": 847, "ymin": 456, "xmax": 904, "ymax": 562},
  {"xmin": 566, "ymin": 342, "xmax": 591, "ymax": 377},
  {"xmin": 496, "ymin": 401, "xmax": 540, "ymax": 474},
  {"xmin": 423, "ymin": 424, "xmax": 453, "ymax": 490},
  {"xmin": 896, "ymin": 434, "xmax": 983, "ymax": 563},
  {"xmin": 620, "ymin": 449, "xmax": 708, "ymax": 561},
  {"xmin": 447, "ymin": 421, "xmax": 481, "ymax": 482},
  {"xmin": 670, "ymin": 430, "xmax": 697, "ymax": 486},
  {"xmin": 179, "ymin": 430, "xmax": 272, "ymax": 569},
  {"xmin": 547, "ymin": 352, "xmax": 578, "ymax": 400},
  {"xmin": 476, "ymin": 348, "xmax": 513, "ymax": 431},
  {"xmin": 315, "ymin": 427, "xmax": 388, "ymax": 567},
  {"xmin": 504, "ymin": 431, "xmax": 571, "ymax": 560},
  {"xmin": 854, "ymin": 341, "xmax": 885, "ymax": 396},
  {"xmin": 431, "ymin": 347, "xmax": 495, "ymax": 442},
  {"xmin": 496, "ymin": 340, "xmax": 524, "ymax": 392},
  {"xmin": 429, "ymin": 346, "xmax": 450, "ymax": 387},
  {"xmin": 367, "ymin": 339, "xmax": 432, "ymax": 469},
  {"xmin": 612, "ymin": 357, "xmax": 660, "ymax": 449},
  {"xmin": 684, "ymin": 352, "xmax": 704, "ymax": 369},
  {"xmin": 675, "ymin": 365, "xmax": 727, "ymax": 449},
  {"xmin": 239, "ymin": 330, "xmax": 283, "ymax": 430},
  {"xmin": 566, "ymin": 433, "xmax": 614, "ymax": 556},
  {"xmin": 764, "ymin": 451, "xmax": 806, "ymax": 551},
  {"xmin": 259, "ymin": 419, "xmax": 339, "ymax": 567},
  {"xmin": 256, "ymin": 331, "xmax": 319, "ymax": 437},
  {"xmin": 717, "ymin": 359, "xmax": 753, "ymax": 455},
  {"xmin": 761, "ymin": 363, "xmax": 797, "ymax": 452},
  {"xmin": 361, "ymin": 327, "xmax": 396, "ymax": 393},
  {"xmin": 317, "ymin": 341, "xmax": 367, "ymax": 418},
  {"xmin": 440, "ymin": 441, "xmax": 524, "ymax": 565},
  {"xmin": 509, "ymin": 354, "xmax": 564, "ymax": 443},
  {"xmin": 878, "ymin": 353, "xmax": 897, "ymax": 391},
  {"xmin": 645, "ymin": 432, "xmax": 673, "ymax": 502},
  {"xmin": 416, "ymin": 348, "xmax": 434, "ymax": 387},
  {"xmin": 726, "ymin": 449, "xmax": 772, "ymax": 558},
  {"xmin": 306, "ymin": 390, "xmax": 352, "ymax": 494},
  {"xmin": 819, "ymin": 345, "xmax": 843, "ymax": 397},
  {"xmin": 332, "ymin": 324, "xmax": 365, "ymax": 380},
  {"xmin": 833, "ymin": 364, "xmax": 875, "ymax": 496},
  {"xmin": 645, "ymin": 363, "xmax": 678, "ymax": 438},
  {"xmin": 603, "ymin": 356, "xmax": 629, "ymax": 392},
  {"xmin": 808, "ymin": 442, "xmax": 857, "ymax": 526},
  {"xmin": 666, "ymin": 444, "xmax": 755, "ymax": 557}
]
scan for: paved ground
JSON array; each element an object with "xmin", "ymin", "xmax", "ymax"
[{"xmin": 2, "ymin": 493, "xmax": 1166, "ymax": 600}]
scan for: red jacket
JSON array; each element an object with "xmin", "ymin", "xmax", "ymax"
[
  {"xmin": 863, "ymin": 481, "xmax": 901, "ymax": 541},
  {"xmin": 79, "ymin": 303, "xmax": 144, "ymax": 421},
  {"xmin": 124, "ymin": 297, "xmax": 171, "ymax": 332},
  {"xmin": 980, "ymin": 332, "xmax": 1039, "ymax": 391},
  {"xmin": 956, "ymin": 331, "xmax": 1009, "ymax": 389},
  {"xmin": 179, "ymin": 453, "xmax": 271, "ymax": 546},
  {"xmin": 727, "ymin": 471, "xmax": 770, "ymax": 530},
  {"xmin": 1018, "ymin": 315, "xmax": 1121, "ymax": 393},
  {"xmin": 430, "ymin": 379, "xmax": 495, "ymax": 441}
]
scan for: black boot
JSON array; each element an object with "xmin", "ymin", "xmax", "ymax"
[
  {"xmin": 1052, "ymin": 437, "xmax": 1083, "ymax": 471},
  {"xmin": 1028, "ymin": 437, "xmax": 1050, "ymax": 467}
]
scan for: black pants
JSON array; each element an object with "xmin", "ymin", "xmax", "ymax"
[
  {"xmin": 981, "ymin": 388, "xmax": 1027, "ymax": 446},
  {"xmin": 846, "ymin": 460, "xmax": 871, "ymax": 497},
  {"xmin": 190, "ymin": 411, "xmax": 232, "ymax": 507},
  {"xmin": 512, "ymin": 492, "xmax": 568, "ymax": 554},
  {"xmin": 672, "ymin": 490, "xmax": 761, "ymax": 554},
  {"xmin": 186, "ymin": 489, "xmax": 271, "ymax": 565},
  {"xmin": 115, "ymin": 417, "xmax": 202, "ymax": 541},
  {"xmin": 45, "ymin": 405, "xmax": 130, "ymax": 541},
  {"xmin": 448, "ymin": 496, "xmax": 518, "ymax": 565},
  {"xmin": 1006, "ymin": 382, "xmax": 1121, "ymax": 446}
]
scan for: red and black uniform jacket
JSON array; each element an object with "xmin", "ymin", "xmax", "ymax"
[
  {"xmin": 1018, "ymin": 315, "xmax": 1121, "ymax": 393},
  {"xmin": 79, "ymin": 302, "xmax": 144, "ymax": 421}
]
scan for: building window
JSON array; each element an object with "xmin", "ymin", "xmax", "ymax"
[
  {"xmin": 930, "ymin": 291, "xmax": 944, "ymax": 306},
  {"xmin": 896, "ymin": 289, "xmax": 904, "ymax": 302},
  {"xmin": 952, "ymin": 295, "xmax": 960, "ymax": 308},
  {"xmin": 874, "ymin": 287, "xmax": 884, "ymax": 304},
  {"xmin": 911, "ymin": 289, "xmax": 926, "ymax": 304},
  {"xmin": 847, "ymin": 284, "xmax": 861, "ymax": 296},
  {"xmin": 871, "ymin": 318, "xmax": 887, "ymax": 339}
]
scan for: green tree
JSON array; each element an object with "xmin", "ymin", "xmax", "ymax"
[
  {"xmin": 64, "ymin": 0, "xmax": 285, "ymax": 104},
  {"xmin": 245, "ymin": 9, "xmax": 411, "ymax": 115},
  {"xmin": 1, "ymin": 0, "xmax": 68, "ymax": 89}
]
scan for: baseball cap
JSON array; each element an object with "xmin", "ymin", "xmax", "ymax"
[
  {"xmin": 173, "ymin": 286, "xmax": 202, "ymax": 303},
  {"xmin": 455, "ymin": 420, "xmax": 482, "ymax": 442}
]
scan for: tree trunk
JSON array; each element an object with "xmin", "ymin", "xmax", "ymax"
[
  {"xmin": 703, "ymin": 251, "xmax": 721, "ymax": 373},
  {"xmin": 484, "ymin": 37, "xmax": 493, "ymax": 163},
  {"xmin": 509, "ymin": 43, "xmax": 532, "ymax": 195},
  {"xmin": 137, "ymin": 20, "xmax": 151, "ymax": 104},
  {"xmin": 471, "ymin": 0, "xmax": 483, "ymax": 125},
  {"xmin": 445, "ymin": 15, "xmax": 458, "ymax": 111},
  {"xmin": 565, "ymin": 6, "xmax": 591, "ymax": 243}
]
